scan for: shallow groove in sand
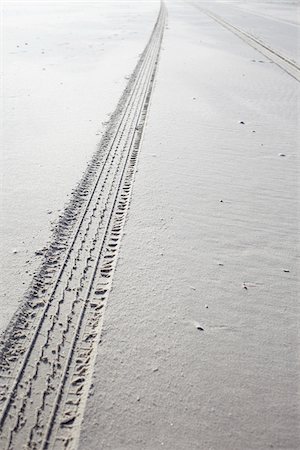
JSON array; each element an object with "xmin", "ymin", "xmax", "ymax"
[
  {"xmin": 190, "ymin": 2, "xmax": 300, "ymax": 82},
  {"xmin": 0, "ymin": 3, "xmax": 166, "ymax": 449}
]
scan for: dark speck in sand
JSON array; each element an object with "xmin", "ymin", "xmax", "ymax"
[
  {"xmin": 197, "ymin": 326, "xmax": 204, "ymax": 331},
  {"xmin": 278, "ymin": 153, "xmax": 286, "ymax": 157},
  {"xmin": 283, "ymin": 269, "xmax": 290, "ymax": 273},
  {"xmin": 239, "ymin": 121, "xmax": 245, "ymax": 125}
]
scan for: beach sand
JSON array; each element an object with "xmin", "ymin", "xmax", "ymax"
[
  {"xmin": 78, "ymin": 1, "xmax": 299, "ymax": 449},
  {"xmin": 0, "ymin": 0, "xmax": 159, "ymax": 333},
  {"xmin": 0, "ymin": 1, "xmax": 299, "ymax": 449}
]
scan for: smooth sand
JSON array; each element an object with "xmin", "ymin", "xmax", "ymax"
[
  {"xmin": 0, "ymin": 0, "xmax": 159, "ymax": 334},
  {"xmin": 78, "ymin": 1, "xmax": 299, "ymax": 449}
]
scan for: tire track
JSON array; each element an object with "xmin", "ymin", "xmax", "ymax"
[
  {"xmin": 0, "ymin": 3, "xmax": 166, "ymax": 449},
  {"xmin": 190, "ymin": 2, "xmax": 300, "ymax": 82},
  {"xmin": 232, "ymin": 5, "xmax": 299, "ymax": 28}
]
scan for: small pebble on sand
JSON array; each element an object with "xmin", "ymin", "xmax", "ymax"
[
  {"xmin": 239, "ymin": 121, "xmax": 245, "ymax": 124},
  {"xmin": 278, "ymin": 153, "xmax": 286, "ymax": 157}
]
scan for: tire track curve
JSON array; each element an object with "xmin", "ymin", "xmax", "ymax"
[
  {"xmin": 190, "ymin": 2, "xmax": 300, "ymax": 82},
  {"xmin": 0, "ymin": 3, "xmax": 166, "ymax": 449}
]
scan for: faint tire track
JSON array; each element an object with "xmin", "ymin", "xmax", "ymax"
[
  {"xmin": 0, "ymin": 2, "xmax": 166, "ymax": 449},
  {"xmin": 190, "ymin": 2, "xmax": 300, "ymax": 82}
]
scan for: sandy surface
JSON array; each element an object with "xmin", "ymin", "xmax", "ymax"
[
  {"xmin": 78, "ymin": 1, "xmax": 299, "ymax": 449},
  {"xmin": 0, "ymin": 0, "xmax": 159, "ymax": 333},
  {"xmin": 195, "ymin": 0, "xmax": 299, "ymax": 62},
  {"xmin": 0, "ymin": 4, "xmax": 166, "ymax": 448},
  {"xmin": 0, "ymin": 0, "xmax": 299, "ymax": 449}
]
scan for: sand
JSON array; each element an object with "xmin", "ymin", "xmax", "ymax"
[
  {"xmin": 0, "ymin": 0, "xmax": 299, "ymax": 449},
  {"xmin": 0, "ymin": 0, "xmax": 159, "ymax": 333},
  {"xmin": 78, "ymin": 1, "xmax": 299, "ymax": 449},
  {"xmin": 194, "ymin": 0, "xmax": 299, "ymax": 62},
  {"xmin": 0, "ymin": 3, "xmax": 165, "ymax": 448}
]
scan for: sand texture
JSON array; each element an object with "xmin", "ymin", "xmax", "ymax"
[
  {"xmin": 0, "ymin": 0, "xmax": 299, "ymax": 449},
  {"xmin": 0, "ymin": 3, "xmax": 165, "ymax": 448},
  {"xmin": 78, "ymin": 1, "xmax": 299, "ymax": 449},
  {"xmin": 0, "ymin": 0, "xmax": 159, "ymax": 334}
]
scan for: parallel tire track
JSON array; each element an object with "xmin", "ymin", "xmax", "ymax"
[
  {"xmin": 191, "ymin": 2, "xmax": 300, "ymax": 82},
  {"xmin": 0, "ymin": 3, "xmax": 166, "ymax": 449}
]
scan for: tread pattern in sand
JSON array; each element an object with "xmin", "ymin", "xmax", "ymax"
[
  {"xmin": 0, "ymin": 4, "xmax": 166, "ymax": 449},
  {"xmin": 190, "ymin": 2, "xmax": 300, "ymax": 82}
]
